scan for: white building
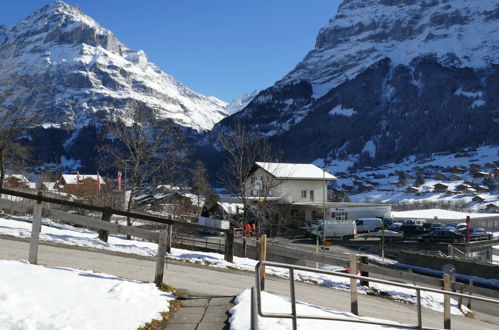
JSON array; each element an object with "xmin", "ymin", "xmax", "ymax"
[
  {"xmin": 245, "ymin": 162, "xmax": 337, "ymax": 204},
  {"xmin": 244, "ymin": 162, "xmax": 391, "ymax": 224}
]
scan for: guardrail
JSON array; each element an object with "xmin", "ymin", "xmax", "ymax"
[{"xmin": 252, "ymin": 260, "xmax": 499, "ymax": 330}]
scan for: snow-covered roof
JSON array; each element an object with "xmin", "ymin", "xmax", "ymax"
[
  {"xmin": 42, "ymin": 182, "xmax": 57, "ymax": 191},
  {"xmin": 219, "ymin": 202, "xmax": 243, "ymax": 215},
  {"xmin": 4, "ymin": 174, "xmax": 30, "ymax": 183},
  {"xmin": 255, "ymin": 162, "xmax": 337, "ymax": 181},
  {"xmin": 61, "ymin": 174, "xmax": 105, "ymax": 185}
]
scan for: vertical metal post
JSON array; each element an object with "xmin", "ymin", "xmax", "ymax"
[
  {"xmin": 360, "ymin": 256, "xmax": 369, "ymax": 287},
  {"xmin": 166, "ymin": 222, "xmax": 173, "ymax": 253},
  {"xmin": 259, "ymin": 234, "xmax": 267, "ymax": 291},
  {"xmin": 416, "ymin": 288, "xmax": 422, "ymax": 330},
  {"xmin": 289, "ymin": 268, "xmax": 298, "ymax": 330},
  {"xmin": 350, "ymin": 253, "xmax": 359, "ymax": 315},
  {"xmin": 29, "ymin": 192, "xmax": 43, "ymax": 264},
  {"xmin": 251, "ymin": 287, "xmax": 259, "ymax": 330},
  {"xmin": 467, "ymin": 279, "xmax": 473, "ymax": 309},
  {"xmin": 443, "ymin": 274, "xmax": 451, "ymax": 329}
]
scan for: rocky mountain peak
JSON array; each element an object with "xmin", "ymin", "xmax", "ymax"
[{"xmin": 0, "ymin": 1, "xmax": 229, "ymax": 132}]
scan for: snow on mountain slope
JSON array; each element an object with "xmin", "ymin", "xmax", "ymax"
[
  {"xmin": 225, "ymin": 90, "xmax": 259, "ymax": 115},
  {"xmin": 0, "ymin": 1, "xmax": 228, "ymax": 131},
  {"xmin": 282, "ymin": 0, "xmax": 499, "ymax": 98}
]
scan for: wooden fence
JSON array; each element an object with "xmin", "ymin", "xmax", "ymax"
[{"xmin": 0, "ymin": 188, "xmax": 235, "ymax": 287}]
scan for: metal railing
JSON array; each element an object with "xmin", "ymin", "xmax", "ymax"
[{"xmin": 252, "ymin": 260, "xmax": 499, "ymax": 330}]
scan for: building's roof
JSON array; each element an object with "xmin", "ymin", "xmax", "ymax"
[
  {"xmin": 42, "ymin": 182, "xmax": 57, "ymax": 190},
  {"xmin": 4, "ymin": 174, "xmax": 30, "ymax": 183},
  {"xmin": 61, "ymin": 174, "xmax": 105, "ymax": 185},
  {"xmin": 255, "ymin": 162, "xmax": 337, "ymax": 181}
]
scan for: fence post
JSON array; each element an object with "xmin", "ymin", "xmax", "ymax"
[
  {"xmin": 166, "ymin": 223, "xmax": 172, "ymax": 253},
  {"xmin": 467, "ymin": 279, "xmax": 473, "ymax": 309},
  {"xmin": 242, "ymin": 237, "xmax": 247, "ymax": 257},
  {"xmin": 350, "ymin": 253, "xmax": 359, "ymax": 315},
  {"xmin": 251, "ymin": 286, "xmax": 259, "ymax": 330},
  {"xmin": 259, "ymin": 234, "xmax": 267, "ymax": 291},
  {"xmin": 443, "ymin": 274, "xmax": 451, "ymax": 329},
  {"xmin": 98, "ymin": 209, "xmax": 112, "ymax": 242},
  {"xmin": 28, "ymin": 192, "xmax": 43, "ymax": 264},
  {"xmin": 359, "ymin": 256, "xmax": 369, "ymax": 287},
  {"xmin": 224, "ymin": 229, "xmax": 234, "ymax": 263},
  {"xmin": 154, "ymin": 231, "xmax": 168, "ymax": 287}
]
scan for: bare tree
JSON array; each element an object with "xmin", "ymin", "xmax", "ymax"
[
  {"xmin": 218, "ymin": 123, "xmax": 279, "ymax": 233},
  {"xmin": 99, "ymin": 119, "xmax": 189, "ymax": 237}
]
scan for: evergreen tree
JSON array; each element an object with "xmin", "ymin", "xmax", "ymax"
[{"xmin": 414, "ymin": 170, "xmax": 425, "ymax": 187}]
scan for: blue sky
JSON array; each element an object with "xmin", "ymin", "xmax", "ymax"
[{"xmin": 0, "ymin": 1, "xmax": 341, "ymax": 102}]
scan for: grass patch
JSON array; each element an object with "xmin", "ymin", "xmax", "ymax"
[{"xmin": 137, "ymin": 284, "xmax": 187, "ymax": 329}]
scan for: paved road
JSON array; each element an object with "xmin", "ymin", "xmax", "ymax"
[{"xmin": 1, "ymin": 236, "xmax": 498, "ymax": 329}]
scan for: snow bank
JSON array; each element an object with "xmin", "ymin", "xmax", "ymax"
[
  {"xmin": 229, "ymin": 289, "xmax": 405, "ymax": 329},
  {"xmin": 0, "ymin": 260, "xmax": 175, "ymax": 329}
]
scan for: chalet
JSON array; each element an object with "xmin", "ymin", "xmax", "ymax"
[
  {"xmin": 3, "ymin": 174, "xmax": 32, "ymax": 189},
  {"xmin": 484, "ymin": 203, "xmax": 499, "ymax": 213},
  {"xmin": 469, "ymin": 163, "xmax": 481, "ymax": 170},
  {"xmin": 448, "ymin": 174, "xmax": 461, "ymax": 181},
  {"xmin": 405, "ymin": 186, "xmax": 420, "ymax": 195},
  {"xmin": 433, "ymin": 183, "xmax": 448, "ymax": 193},
  {"xmin": 434, "ymin": 173, "xmax": 447, "ymax": 180},
  {"xmin": 59, "ymin": 174, "xmax": 105, "ymax": 187},
  {"xmin": 472, "ymin": 195, "xmax": 485, "ymax": 203},
  {"xmin": 463, "ymin": 187, "xmax": 477, "ymax": 194},
  {"xmin": 245, "ymin": 162, "xmax": 337, "ymax": 204},
  {"xmin": 39, "ymin": 181, "xmax": 58, "ymax": 191},
  {"xmin": 491, "ymin": 168, "xmax": 499, "ymax": 177},
  {"xmin": 472, "ymin": 171, "xmax": 488, "ymax": 179},
  {"xmin": 373, "ymin": 173, "xmax": 386, "ymax": 179},
  {"xmin": 450, "ymin": 167, "xmax": 466, "ymax": 174},
  {"xmin": 475, "ymin": 185, "xmax": 489, "ymax": 193},
  {"xmin": 484, "ymin": 162, "xmax": 496, "ymax": 168}
]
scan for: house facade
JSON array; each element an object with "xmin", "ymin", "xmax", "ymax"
[{"xmin": 244, "ymin": 162, "xmax": 337, "ymax": 204}]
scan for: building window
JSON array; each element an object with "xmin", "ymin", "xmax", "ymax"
[
  {"xmin": 310, "ymin": 190, "xmax": 314, "ymax": 201},
  {"xmin": 301, "ymin": 190, "xmax": 307, "ymax": 198}
]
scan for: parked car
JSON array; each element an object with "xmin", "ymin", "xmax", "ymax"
[
  {"xmin": 389, "ymin": 221, "xmax": 405, "ymax": 231},
  {"xmin": 455, "ymin": 222, "xmax": 468, "ymax": 231},
  {"xmin": 423, "ymin": 223, "xmax": 445, "ymax": 231},
  {"xmin": 417, "ymin": 230, "xmax": 465, "ymax": 242},
  {"xmin": 404, "ymin": 219, "xmax": 427, "ymax": 226},
  {"xmin": 401, "ymin": 224, "xmax": 427, "ymax": 236},
  {"xmin": 458, "ymin": 228, "xmax": 493, "ymax": 240},
  {"xmin": 444, "ymin": 224, "xmax": 457, "ymax": 232},
  {"xmin": 355, "ymin": 218, "xmax": 383, "ymax": 233},
  {"xmin": 382, "ymin": 217, "xmax": 394, "ymax": 228},
  {"xmin": 307, "ymin": 220, "xmax": 357, "ymax": 240}
]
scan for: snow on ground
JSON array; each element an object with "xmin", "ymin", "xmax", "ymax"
[
  {"xmin": 0, "ymin": 259, "xmax": 175, "ymax": 329},
  {"xmin": 0, "ymin": 216, "xmax": 471, "ymax": 316},
  {"xmin": 230, "ymin": 289, "xmax": 406, "ymax": 330},
  {"xmin": 392, "ymin": 209, "xmax": 499, "ymax": 220}
]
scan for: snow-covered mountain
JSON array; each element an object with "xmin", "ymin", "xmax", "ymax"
[
  {"xmin": 213, "ymin": 0, "xmax": 499, "ymax": 167},
  {"xmin": 224, "ymin": 90, "xmax": 259, "ymax": 115},
  {"xmin": 0, "ymin": 1, "xmax": 228, "ymax": 131}
]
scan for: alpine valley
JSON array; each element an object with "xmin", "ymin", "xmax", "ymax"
[{"xmin": 0, "ymin": 0, "xmax": 498, "ymax": 207}]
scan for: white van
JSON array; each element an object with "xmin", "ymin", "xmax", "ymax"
[
  {"xmin": 307, "ymin": 220, "xmax": 356, "ymax": 240},
  {"xmin": 355, "ymin": 218, "xmax": 383, "ymax": 233}
]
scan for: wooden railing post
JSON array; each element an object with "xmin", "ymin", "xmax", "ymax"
[
  {"xmin": 98, "ymin": 209, "xmax": 112, "ymax": 242},
  {"xmin": 259, "ymin": 234, "xmax": 267, "ymax": 291},
  {"xmin": 155, "ymin": 231, "xmax": 168, "ymax": 287},
  {"xmin": 224, "ymin": 229, "xmax": 234, "ymax": 263},
  {"xmin": 28, "ymin": 191, "xmax": 43, "ymax": 264},
  {"xmin": 166, "ymin": 222, "xmax": 173, "ymax": 253},
  {"xmin": 443, "ymin": 274, "xmax": 451, "ymax": 329},
  {"xmin": 350, "ymin": 253, "xmax": 359, "ymax": 315}
]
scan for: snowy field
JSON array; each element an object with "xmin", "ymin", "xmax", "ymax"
[
  {"xmin": 230, "ymin": 289, "xmax": 406, "ymax": 330},
  {"xmin": 0, "ymin": 216, "xmax": 471, "ymax": 317},
  {"xmin": 0, "ymin": 259, "xmax": 175, "ymax": 329}
]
